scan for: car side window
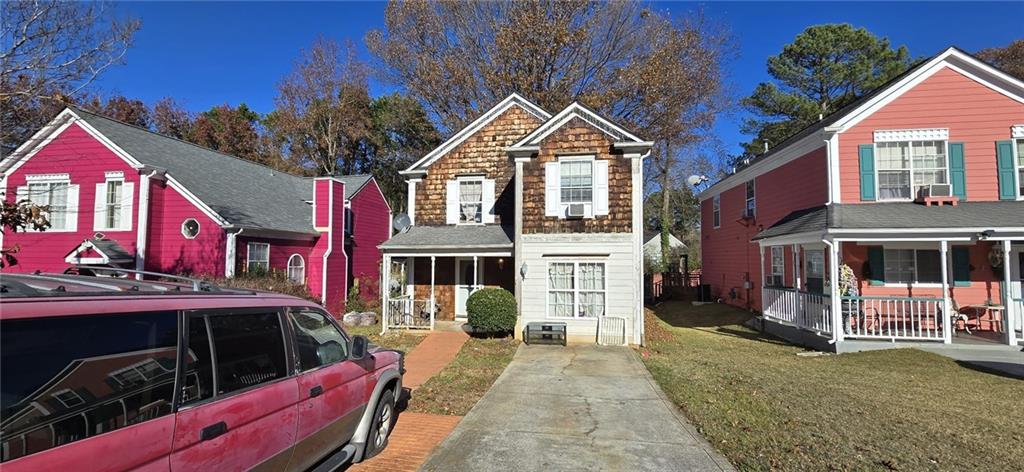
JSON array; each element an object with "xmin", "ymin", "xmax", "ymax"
[
  {"xmin": 181, "ymin": 310, "xmax": 288, "ymax": 405},
  {"xmin": 0, "ymin": 312, "xmax": 178, "ymax": 462},
  {"xmin": 289, "ymin": 308, "xmax": 349, "ymax": 372}
]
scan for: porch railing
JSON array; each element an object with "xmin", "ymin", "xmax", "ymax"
[
  {"xmin": 384, "ymin": 295, "xmax": 434, "ymax": 330},
  {"xmin": 762, "ymin": 287, "xmax": 832, "ymax": 335},
  {"xmin": 840, "ymin": 296, "xmax": 945, "ymax": 341},
  {"xmin": 1013, "ymin": 298, "xmax": 1024, "ymax": 343}
]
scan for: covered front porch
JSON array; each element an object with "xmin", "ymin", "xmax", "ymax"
[
  {"xmin": 378, "ymin": 225, "xmax": 515, "ymax": 331},
  {"xmin": 753, "ymin": 203, "xmax": 1024, "ymax": 351}
]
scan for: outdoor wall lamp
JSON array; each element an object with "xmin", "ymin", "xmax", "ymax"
[
  {"xmin": 498, "ymin": 258, "xmax": 505, "ymax": 270},
  {"xmin": 520, "ymin": 262, "xmax": 528, "ymax": 279}
]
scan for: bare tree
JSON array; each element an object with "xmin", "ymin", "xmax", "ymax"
[
  {"xmin": 266, "ymin": 37, "xmax": 372, "ymax": 176},
  {"xmin": 1, "ymin": 0, "xmax": 139, "ymax": 153},
  {"xmin": 368, "ymin": 1, "xmax": 730, "ymax": 263}
]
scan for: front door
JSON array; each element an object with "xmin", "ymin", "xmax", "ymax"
[{"xmin": 455, "ymin": 258, "xmax": 482, "ymax": 319}]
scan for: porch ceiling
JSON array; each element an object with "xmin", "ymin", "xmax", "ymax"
[
  {"xmin": 754, "ymin": 201, "xmax": 1024, "ymax": 242},
  {"xmin": 380, "ymin": 224, "xmax": 513, "ymax": 252}
]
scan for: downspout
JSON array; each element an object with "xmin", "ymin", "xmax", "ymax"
[
  {"xmin": 322, "ymin": 182, "xmax": 334, "ymax": 307},
  {"xmin": 134, "ymin": 169, "xmax": 158, "ymax": 279},
  {"xmin": 225, "ymin": 227, "xmax": 244, "ymax": 278}
]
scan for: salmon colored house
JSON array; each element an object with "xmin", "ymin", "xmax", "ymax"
[
  {"xmin": 0, "ymin": 107, "xmax": 392, "ymax": 315},
  {"xmin": 698, "ymin": 47, "xmax": 1024, "ymax": 351}
]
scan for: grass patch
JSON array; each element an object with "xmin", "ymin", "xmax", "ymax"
[
  {"xmin": 641, "ymin": 300, "xmax": 1024, "ymax": 471},
  {"xmin": 407, "ymin": 336, "xmax": 520, "ymax": 416},
  {"xmin": 345, "ymin": 324, "xmax": 425, "ymax": 354}
]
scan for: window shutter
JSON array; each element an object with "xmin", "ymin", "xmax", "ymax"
[
  {"xmin": 66, "ymin": 184, "xmax": 79, "ymax": 232},
  {"xmin": 948, "ymin": 142, "xmax": 966, "ymax": 200},
  {"xmin": 481, "ymin": 178, "xmax": 496, "ymax": 224},
  {"xmin": 858, "ymin": 144, "xmax": 876, "ymax": 201},
  {"xmin": 119, "ymin": 182, "xmax": 134, "ymax": 231},
  {"xmin": 952, "ymin": 246, "xmax": 970, "ymax": 287},
  {"xmin": 15, "ymin": 186, "xmax": 28, "ymax": 203},
  {"xmin": 594, "ymin": 160, "xmax": 609, "ymax": 216},
  {"xmin": 996, "ymin": 140, "xmax": 1017, "ymax": 200},
  {"xmin": 94, "ymin": 183, "xmax": 107, "ymax": 231},
  {"xmin": 445, "ymin": 180, "xmax": 459, "ymax": 224},
  {"xmin": 867, "ymin": 246, "xmax": 884, "ymax": 286},
  {"xmin": 545, "ymin": 162, "xmax": 561, "ymax": 217}
]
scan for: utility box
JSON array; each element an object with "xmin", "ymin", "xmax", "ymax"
[{"xmin": 524, "ymin": 322, "xmax": 567, "ymax": 346}]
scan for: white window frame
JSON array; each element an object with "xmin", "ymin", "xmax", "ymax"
[
  {"xmin": 882, "ymin": 246, "xmax": 943, "ymax": 288},
  {"xmin": 545, "ymin": 260, "xmax": 607, "ymax": 319},
  {"xmin": 712, "ymin": 195, "xmax": 721, "ymax": 229},
  {"xmin": 456, "ymin": 175, "xmax": 485, "ymax": 225},
  {"xmin": 25, "ymin": 175, "xmax": 72, "ymax": 231},
  {"xmin": 181, "ymin": 218, "xmax": 200, "ymax": 239},
  {"xmin": 744, "ymin": 180, "xmax": 756, "ymax": 217},
  {"xmin": 874, "ymin": 140, "xmax": 949, "ymax": 202},
  {"xmin": 769, "ymin": 246, "xmax": 785, "ymax": 287},
  {"xmin": 287, "ymin": 254, "xmax": 305, "ymax": 284},
  {"xmin": 98, "ymin": 176, "xmax": 125, "ymax": 231},
  {"xmin": 246, "ymin": 242, "xmax": 270, "ymax": 273},
  {"xmin": 558, "ymin": 155, "xmax": 595, "ymax": 212},
  {"xmin": 1014, "ymin": 137, "xmax": 1024, "ymax": 199}
]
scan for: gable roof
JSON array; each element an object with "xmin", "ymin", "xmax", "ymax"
[
  {"xmin": 402, "ymin": 93, "xmax": 550, "ymax": 174},
  {"xmin": 700, "ymin": 46, "xmax": 1024, "ymax": 200},
  {"xmin": 508, "ymin": 101, "xmax": 649, "ymax": 151}
]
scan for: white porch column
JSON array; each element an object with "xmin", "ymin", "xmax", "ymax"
[
  {"xmin": 940, "ymin": 240, "xmax": 952, "ymax": 344},
  {"xmin": 473, "ymin": 255, "xmax": 479, "ymax": 289},
  {"xmin": 430, "ymin": 255, "xmax": 436, "ymax": 330},
  {"xmin": 759, "ymin": 245, "xmax": 766, "ymax": 313},
  {"xmin": 1003, "ymin": 240, "xmax": 1017, "ymax": 346},
  {"xmin": 792, "ymin": 244, "xmax": 801, "ymax": 290},
  {"xmin": 827, "ymin": 240, "xmax": 843, "ymax": 343},
  {"xmin": 406, "ymin": 257, "xmax": 415, "ymax": 297},
  {"xmin": 381, "ymin": 253, "xmax": 390, "ymax": 335}
]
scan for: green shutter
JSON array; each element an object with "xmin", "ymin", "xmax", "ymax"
[
  {"xmin": 996, "ymin": 140, "xmax": 1018, "ymax": 200},
  {"xmin": 952, "ymin": 247, "xmax": 971, "ymax": 287},
  {"xmin": 867, "ymin": 246, "xmax": 884, "ymax": 286},
  {"xmin": 948, "ymin": 142, "xmax": 966, "ymax": 200},
  {"xmin": 859, "ymin": 145, "xmax": 876, "ymax": 201}
]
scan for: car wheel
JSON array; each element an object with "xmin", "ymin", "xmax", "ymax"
[{"xmin": 364, "ymin": 389, "xmax": 396, "ymax": 459}]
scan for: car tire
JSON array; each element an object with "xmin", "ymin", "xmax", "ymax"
[{"xmin": 363, "ymin": 389, "xmax": 396, "ymax": 459}]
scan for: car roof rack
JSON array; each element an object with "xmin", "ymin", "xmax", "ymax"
[
  {"xmin": 1, "ymin": 267, "xmax": 259, "ymax": 298},
  {"xmin": 75, "ymin": 266, "xmax": 213, "ymax": 291}
]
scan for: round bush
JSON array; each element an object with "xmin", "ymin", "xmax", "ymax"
[{"xmin": 466, "ymin": 287, "xmax": 517, "ymax": 333}]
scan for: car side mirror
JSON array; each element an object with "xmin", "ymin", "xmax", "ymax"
[{"xmin": 350, "ymin": 335, "xmax": 368, "ymax": 361}]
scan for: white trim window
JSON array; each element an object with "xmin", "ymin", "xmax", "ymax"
[
  {"xmin": 769, "ymin": 246, "xmax": 785, "ymax": 286},
  {"xmin": 181, "ymin": 218, "xmax": 200, "ymax": 239},
  {"xmin": 547, "ymin": 261, "xmax": 606, "ymax": 318},
  {"xmin": 247, "ymin": 242, "xmax": 270, "ymax": 273},
  {"xmin": 883, "ymin": 248, "xmax": 942, "ymax": 285},
  {"xmin": 876, "ymin": 140, "xmax": 947, "ymax": 200},
  {"xmin": 94, "ymin": 173, "xmax": 133, "ymax": 231},
  {"xmin": 560, "ymin": 159, "xmax": 594, "ymax": 205},
  {"xmin": 805, "ymin": 249, "xmax": 825, "ymax": 293},
  {"xmin": 458, "ymin": 177, "xmax": 483, "ymax": 224},
  {"xmin": 1015, "ymin": 138, "xmax": 1024, "ymax": 197},
  {"xmin": 21, "ymin": 175, "xmax": 78, "ymax": 231},
  {"xmin": 287, "ymin": 254, "xmax": 305, "ymax": 284},
  {"xmin": 712, "ymin": 195, "xmax": 721, "ymax": 228},
  {"xmin": 744, "ymin": 180, "xmax": 755, "ymax": 217}
]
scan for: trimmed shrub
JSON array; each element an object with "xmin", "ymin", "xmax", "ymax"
[{"xmin": 466, "ymin": 288, "xmax": 517, "ymax": 334}]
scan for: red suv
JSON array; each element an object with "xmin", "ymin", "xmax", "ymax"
[{"xmin": 0, "ymin": 271, "xmax": 403, "ymax": 471}]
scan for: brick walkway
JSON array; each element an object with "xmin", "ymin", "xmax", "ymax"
[
  {"xmin": 348, "ymin": 329, "xmax": 470, "ymax": 472},
  {"xmin": 400, "ymin": 330, "xmax": 469, "ymax": 390},
  {"xmin": 348, "ymin": 412, "xmax": 462, "ymax": 472}
]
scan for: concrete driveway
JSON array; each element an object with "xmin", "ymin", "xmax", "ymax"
[{"xmin": 420, "ymin": 344, "xmax": 734, "ymax": 471}]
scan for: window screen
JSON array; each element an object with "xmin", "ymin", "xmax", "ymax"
[{"xmin": 1, "ymin": 312, "xmax": 177, "ymax": 462}]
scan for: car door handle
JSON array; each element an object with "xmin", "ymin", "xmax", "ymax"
[
  {"xmin": 310, "ymin": 385, "xmax": 324, "ymax": 398},
  {"xmin": 200, "ymin": 421, "xmax": 228, "ymax": 441}
]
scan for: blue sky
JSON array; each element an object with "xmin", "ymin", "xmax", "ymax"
[{"xmin": 97, "ymin": 1, "xmax": 1023, "ymax": 157}]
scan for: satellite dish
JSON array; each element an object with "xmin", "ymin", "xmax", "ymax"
[
  {"xmin": 686, "ymin": 175, "xmax": 708, "ymax": 187},
  {"xmin": 393, "ymin": 213, "xmax": 412, "ymax": 233}
]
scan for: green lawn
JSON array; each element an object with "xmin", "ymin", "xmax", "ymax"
[
  {"xmin": 344, "ymin": 324, "xmax": 426, "ymax": 354},
  {"xmin": 641, "ymin": 301, "xmax": 1024, "ymax": 471},
  {"xmin": 406, "ymin": 336, "xmax": 520, "ymax": 416}
]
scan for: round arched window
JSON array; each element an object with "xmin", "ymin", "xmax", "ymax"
[
  {"xmin": 287, "ymin": 254, "xmax": 305, "ymax": 284},
  {"xmin": 181, "ymin": 218, "xmax": 200, "ymax": 239}
]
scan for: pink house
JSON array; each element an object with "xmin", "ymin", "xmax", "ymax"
[
  {"xmin": 0, "ymin": 107, "xmax": 392, "ymax": 315},
  {"xmin": 699, "ymin": 47, "xmax": 1024, "ymax": 351}
]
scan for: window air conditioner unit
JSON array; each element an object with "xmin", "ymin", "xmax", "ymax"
[
  {"xmin": 566, "ymin": 203, "xmax": 586, "ymax": 219},
  {"xmin": 917, "ymin": 183, "xmax": 953, "ymax": 201},
  {"xmin": 741, "ymin": 208, "xmax": 755, "ymax": 219}
]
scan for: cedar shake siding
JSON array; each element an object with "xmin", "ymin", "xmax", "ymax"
[
  {"xmin": 521, "ymin": 117, "xmax": 633, "ymax": 234},
  {"xmin": 839, "ymin": 67, "xmax": 1024, "ymax": 203},
  {"xmin": 414, "ymin": 106, "xmax": 544, "ymax": 226}
]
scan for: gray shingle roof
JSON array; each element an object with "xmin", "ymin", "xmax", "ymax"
[
  {"xmin": 380, "ymin": 225, "xmax": 513, "ymax": 250},
  {"xmin": 754, "ymin": 201, "xmax": 1024, "ymax": 240},
  {"xmin": 65, "ymin": 237, "xmax": 134, "ymax": 263},
  {"xmin": 71, "ymin": 108, "xmax": 374, "ymax": 235}
]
